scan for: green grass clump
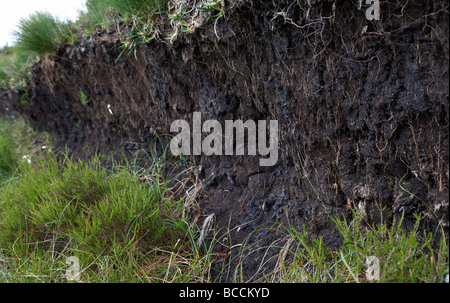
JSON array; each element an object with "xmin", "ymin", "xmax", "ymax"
[
  {"xmin": 0, "ymin": 146, "xmax": 213, "ymax": 282},
  {"xmin": 0, "ymin": 127, "xmax": 16, "ymax": 181},
  {"xmin": 13, "ymin": 12, "xmax": 74, "ymax": 56},
  {"xmin": 0, "ymin": 116, "xmax": 448, "ymax": 283},
  {"xmin": 1, "ymin": 1, "xmax": 224, "ymax": 85},
  {"xmin": 0, "ymin": 116, "xmax": 47, "ymax": 184},
  {"xmin": 80, "ymin": 0, "xmax": 167, "ymax": 31},
  {"xmin": 79, "ymin": 89, "xmax": 91, "ymax": 104}
]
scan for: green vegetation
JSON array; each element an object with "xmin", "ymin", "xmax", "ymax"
[
  {"xmin": 0, "ymin": 115, "xmax": 447, "ymax": 282},
  {"xmin": 274, "ymin": 213, "xmax": 448, "ymax": 283},
  {"xmin": 79, "ymin": 89, "xmax": 91, "ymax": 105},
  {"xmin": 81, "ymin": 0, "xmax": 167, "ymax": 31},
  {"xmin": 0, "ymin": 128, "xmax": 213, "ymax": 282},
  {"xmin": 0, "ymin": 1, "xmax": 225, "ymax": 87},
  {"xmin": 0, "ymin": 46, "xmax": 36, "ymax": 88},
  {"xmin": 13, "ymin": 12, "xmax": 74, "ymax": 56},
  {"xmin": 1, "ymin": 11, "xmax": 73, "ymax": 88},
  {"xmin": 0, "ymin": 116, "xmax": 48, "ymax": 184},
  {"xmin": 0, "ymin": 126, "xmax": 16, "ymax": 182},
  {"xmin": 209, "ymin": 210, "xmax": 448, "ymax": 283},
  {"xmin": 110, "ymin": 0, "xmax": 167, "ymax": 21},
  {"xmin": 0, "ymin": 1, "xmax": 447, "ymax": 282}
]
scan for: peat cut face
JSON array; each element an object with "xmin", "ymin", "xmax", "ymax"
[{"xmin": 3, "ymin": 0, "xmax": 448, "ymax": 280}]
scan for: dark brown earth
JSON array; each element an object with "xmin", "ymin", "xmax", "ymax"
[{"xmin": 1, "ymin": 0, "xmax": 449, "ymax": 281}]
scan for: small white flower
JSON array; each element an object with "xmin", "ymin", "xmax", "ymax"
[
  {"xmin": 42, "ymin": 145, "xmax": 47, "ymax": 149},
  {"xmin": 107, "ymin": 104, "xmax": 113, "ymax": 116}
]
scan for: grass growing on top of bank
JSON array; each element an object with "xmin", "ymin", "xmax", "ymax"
[
  {"xmin": 111, "ymin": 0, "xmax": 167, "ymax": 21},
  {"xmin": 1, "ymin": 12, "xmax": 74, "ymax": 88},
  {"xmin": 0, "ymin": 116, "xmax": 48, "ymax": 184},
  {"xmin": 80, "ymin": 0, "xmax": 167, "ymax": 32}
]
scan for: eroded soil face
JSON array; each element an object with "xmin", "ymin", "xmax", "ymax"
[{"xmin": 2, "ymin": 0, "xmax": 448, "ymax": 280}]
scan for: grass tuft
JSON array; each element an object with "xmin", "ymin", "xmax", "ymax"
[
  {"xmin": 0, "ymin": 46, "xmax": 37, "ymax": 88},
  {"xmin": 0, "ymin": 117, "xmax": 448, "ymax": 283}
]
